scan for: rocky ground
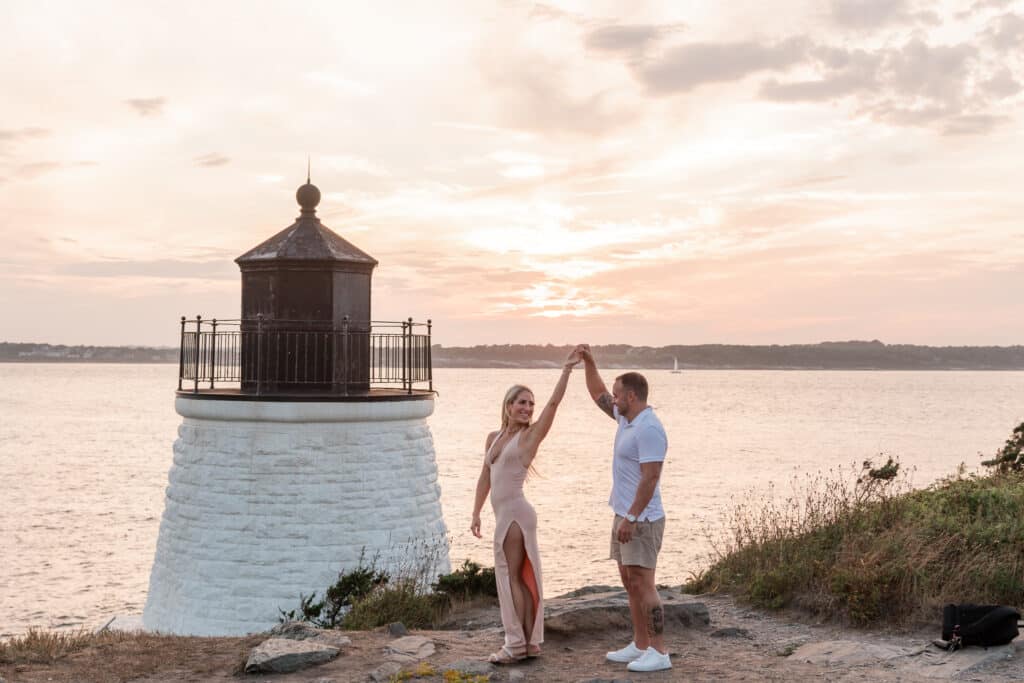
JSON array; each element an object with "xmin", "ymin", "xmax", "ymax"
[{"xmin": 2, "ymin": 589, "xmax": 1022, "ymax": 682}]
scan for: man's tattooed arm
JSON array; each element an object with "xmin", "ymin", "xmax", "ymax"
[{"xmin": 595, "ymin": 392, "xmax": 614, "ymax": 419}]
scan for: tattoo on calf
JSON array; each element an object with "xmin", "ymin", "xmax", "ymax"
[
  {"xmin": 647, "ymin": 606, "xmax": 664, "ymax": 636},
  {"xmin": 596, "ymin": 392, "xmax": 614, "ymax": 418}
]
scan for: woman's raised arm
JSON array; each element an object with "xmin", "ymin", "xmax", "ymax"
[{"xmin": 523, "ymin": 349, "xmax": 579, "ymax": 453}]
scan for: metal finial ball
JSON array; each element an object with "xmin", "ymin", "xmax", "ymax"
[{"xmin": 296, "ymin": 182, "xmax": 321, "ymax": 211}]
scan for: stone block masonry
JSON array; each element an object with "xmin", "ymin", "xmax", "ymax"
[{"xmin": 143, "ymin": 397, "xmax": 449, "ymax": 635}]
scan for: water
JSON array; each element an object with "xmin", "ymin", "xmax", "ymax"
[{"xmin": 1, "ymin": 364, "xmax": 1022, "ymax": 638}]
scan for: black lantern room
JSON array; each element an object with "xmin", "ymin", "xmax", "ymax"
[{"xmin": 235, "ymin": 179, "xmax": 378, "ymax": 393}]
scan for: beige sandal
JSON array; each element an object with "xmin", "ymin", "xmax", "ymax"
[
  {"xmin": 525, "ymin": 645, "xmax": 542, "ymax": 659},
  {"xmin": 488, "ymin": 646, "xmax": 525, "ymax": 665}
]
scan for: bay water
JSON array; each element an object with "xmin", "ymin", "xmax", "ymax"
[{"xmin": 1, "ymin": 364, "xmax": 1022, "ymax": 638}]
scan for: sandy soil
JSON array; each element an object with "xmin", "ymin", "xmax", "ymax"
[{"xmin": 3, "ymin": 594, "xmax": 1022, "ymax": 682}]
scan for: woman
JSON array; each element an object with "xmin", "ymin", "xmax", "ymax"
[{"xmin": 471, "ymin": 350, "xmax": 579, "ymax": 664}]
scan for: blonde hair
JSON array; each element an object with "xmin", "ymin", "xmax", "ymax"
[
  {"xmin": 496, "ymin": 384, "xmax": 541, "ymax": 479},
  {"xmin": 500, "ymin": 384, "xmax": 534, "ymax": 432}
]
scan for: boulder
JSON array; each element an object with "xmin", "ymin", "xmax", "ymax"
[
  {"xmin": 269, "ymin": 620, "xmax": 351, "ymax": 648},
  {"xmin": 385, "ymin": 635, "xmax": 435, "ymax": 663},
  {"xmin": 545, "ymin": 589, "xmax": 708, "ymax": 634},
  {"xmin": 244, "ymin": 637, "xmax": 339, "ymax": 673},
  {"xmin": 387, "ymin": 622, "xmax": 409, "ymax": 637}
]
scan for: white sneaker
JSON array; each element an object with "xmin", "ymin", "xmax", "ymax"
[
  {"xmin": 627, "ymin": 646, "xmax": 672, "ymax": 672},
  {"xmin": 605, "ymin": 640, "xmax": 644, "ymax": 663}
]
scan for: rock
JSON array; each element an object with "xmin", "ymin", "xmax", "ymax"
[
  {"xmin": 385, "ymin": 634, "xmax": 435, "ymax": 663},
  {"xmin": 545, "ymin": 589, "xmax": 709, "ymax": 634},
  {"xmin": 508, "ymin": 670, "xmax": 527, "ymax": 681},
  {"xmin": 556, "ymin": 584, "xmax": 624, "ymax": 598},
  {"xmin": 244, "ymin": 637, "xmax": 339, "ymax": 673},
  {"xmin": 445, "ymin": 659, "xmax": 495, "ymax": 676},
  {"xmin": 791, "ymin": 640, "xmax": 916, "ymax": 668},
  {"xmin": 577, "ymin": 679, "xmax": 634, "ymax": 683},
  {"xmin": 387, "ymin": 621, "xmax": 409, "ymax": 637},
  {"xmin": 269, "ymin": 620, "xmax": 351, "ymax": 648},
  {"xmin": 710, "ymin": 627, "xmax": 752, "ymax": 639},
  {"xmin": 368, "ymin": 661, "xmax": 403, "ymax": 681},
  {"xmin": 903, "ymin": 641, "xmax": 1018, "ymax": 679}
]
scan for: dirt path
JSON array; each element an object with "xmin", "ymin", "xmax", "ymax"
[{"xmin": 3, "ymin": 594, "xmax": 1022, "ymax": 682}]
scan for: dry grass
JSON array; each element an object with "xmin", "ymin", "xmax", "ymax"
[
  {"xmin": 686, "ymin": 457, "xmax": 1024, "ymax": 627},
  {"xmin": 0, "ymin": 628, "xmax": 262, "ymax": 683},
  {"xmin": 0, "ymin": 628, "xmax": 130, "ymax": 664}
]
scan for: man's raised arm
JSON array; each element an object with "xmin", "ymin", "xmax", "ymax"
[{"xmin": 578, "ymin": 344, "xmax": 614, "ymax": 419}]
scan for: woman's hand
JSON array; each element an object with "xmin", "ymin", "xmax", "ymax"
[
  {"xmin": 470, "ymin": 515, "xmax": 482, "ymax": 538},
  {"xmin": 564, "ymin": 348, "xmax": 582, "ymax": 368}
]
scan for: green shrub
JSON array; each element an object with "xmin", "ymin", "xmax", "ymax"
[
  {"xmin": 433, "ymin": 560, "xmax": 498, "ymax": 600},
  {"xmin": 342, "ymin": 578, "xmax": 448, "ymax": 630},
  {"xmin": 982, "ymin": 421, "xmax": 1024, "ymax": 473},
  {"xmin": 279, "ymin": 551, "xmax": 388, "ymax": 628}
]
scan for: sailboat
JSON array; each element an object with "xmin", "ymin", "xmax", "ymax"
[{"xmin": 671, "ymin": 356, "xmax": 681, "ymax": 374}]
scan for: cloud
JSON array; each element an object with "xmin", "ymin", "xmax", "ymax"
[
  {"xmin": 830, "ymin": 0, "xmax": 940, "ymax": 29},
  {"xmin": 0, "ymin": 127, "xmax": 50, "ymax": 141},
  {"xmin": 124, "ymin": 97, "xmax": 166, "ymax": 117},
  {"xmin": 634, "ymin": 38, "xmax": 809, "ymax": 94},
  {"xmin": 480, "ymin": 54, "xmax": 634, "ymax": 136},
  {"xmin": 979, "ymin": 67, "xmax": 1023, "ymax": 98},
  {"xmin": 758, "ymin": 33, "xmax": 1020, "ymax": 135},
  {"xmin": 193, "ymin": 153, "xmax": 230, "ymax": 167},
  {"xmin": 584, "ymin": 23, "xmax": 682, "ymax": 55},
  {"xmin": 941, "ymin": 114, "xmax": 1010, "ymax": 136},
  {"xmin": 14, "ymin": 161, "xmax": 95, "ymax": 179},
  {"xmin": 983, "ymin": 12, "xmax": 1024, "ymax": 51},
  {"xmin": 61, "ymin": 259, "xmax": 236, "ymax": 280},
  {"xmin": 0, "ymin": 127, "xmax": 50, "ymax": 156}
]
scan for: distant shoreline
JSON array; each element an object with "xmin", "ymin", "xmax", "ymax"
[{"xmin": 4, "ymin": 340, "xmax": 1024, "ymax": 371}]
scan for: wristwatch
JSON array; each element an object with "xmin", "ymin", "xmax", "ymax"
[{"xmin": 625, "ymin": 513, "xmax": 638, "ymax": 524}]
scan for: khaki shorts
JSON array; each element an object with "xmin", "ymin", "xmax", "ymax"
[{"xmin": 609, "ymin": 515, "xmax": 665, "ymax": 569}]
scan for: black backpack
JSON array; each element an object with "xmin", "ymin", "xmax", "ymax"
[{"xmin": 941, "ymin": 604, "xmax": 1022, "ymax": 649}]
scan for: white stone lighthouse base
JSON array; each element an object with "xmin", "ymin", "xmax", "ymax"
[{"xmin": 142, "ymin": 396, "xmax": 449, "ymax": 635}]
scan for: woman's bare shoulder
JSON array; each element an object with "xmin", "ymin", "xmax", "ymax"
[{"xmin": 486, "ymin": 430, "xmax": 501, "ymax": 447}]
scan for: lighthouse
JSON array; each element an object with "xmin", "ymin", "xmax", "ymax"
[{"xmin": 142, "ymin": 179, "xmax": 449, "ymax": 635}]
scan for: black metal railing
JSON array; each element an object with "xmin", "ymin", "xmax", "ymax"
[{"xmin": 177, "ymin": 316, "xmax": 433, "ymax": 396}]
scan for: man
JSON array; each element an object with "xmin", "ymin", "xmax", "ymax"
[{"xmin": 578, "ymin": 344, "xmax": 671, "ymax": 673}]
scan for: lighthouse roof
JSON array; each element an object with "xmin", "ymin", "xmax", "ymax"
[{"xmin": 236, "ymin": 181, "xmax": 378, "ymax": 267}]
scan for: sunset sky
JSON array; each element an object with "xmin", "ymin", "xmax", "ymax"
[{"xmin": 2, "ymin": 0, "xmax": 1022, "ymax": 347}]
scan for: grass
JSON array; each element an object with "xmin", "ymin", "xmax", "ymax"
[
  {"xmin": 685, "ymin": 452, "xmax": 1024, "ymax": 627},
  {"xmin": 0, "ymin": 627, "xmax": 117, "ymax": 664}
]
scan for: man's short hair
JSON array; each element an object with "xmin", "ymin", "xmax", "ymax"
[{"xmin": 616, "ymin": 372, "xmax": 649, "ymax": 402}]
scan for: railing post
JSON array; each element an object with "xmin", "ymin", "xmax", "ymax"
[
  {"xmin": 193, "ymin": 315, "xmax": 202, "ymax": 394},
  {"xmin": 209, "ymin": 318, "xmax": 217, "ymax": 390},
  {"xmin": 341, "ymin": 315, "xmax": 350, "ymax": 396},
  {"xmin": 427, "ymin": 318, "xmax": 433, "ymax": 393},
  {"xmin": 256, "ymin": 313, "xmax": 263, "ymax": 397},
  {"xmin": 178, "ymin": 316, "xmax": 186, "ymax": 391},
  {"xmin": 406, "ymin": 317, "xmax": 413, "ymax": 394}
]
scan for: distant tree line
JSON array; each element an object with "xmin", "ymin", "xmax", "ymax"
[
  {"xmin": 0, "ymin": 342, "xmax": 178, "ymax": 363},
  {"xmin": 431, "ymin": 340, "xmax": 1024, "ymax": 370},
  {"xmin": 4, "ymin": 339, "xmax": 1024, "ymax": 369}
]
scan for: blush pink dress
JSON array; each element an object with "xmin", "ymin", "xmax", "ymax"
[{"xmin": 486, "ymin": 430, "xmax": 544, "ymax": 653}]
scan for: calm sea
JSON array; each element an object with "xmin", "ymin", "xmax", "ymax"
[{"xmin": 1, "ymin": 364, "xmax": 1022, "ymax": 638}]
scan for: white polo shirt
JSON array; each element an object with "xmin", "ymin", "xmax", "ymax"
[{"xmin": 609, "ymin": 405, "xmax": 667, "ymax": 522}]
